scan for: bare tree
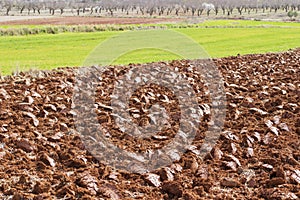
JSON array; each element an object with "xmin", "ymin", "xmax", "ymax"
[
  {"xmin": 2, "ymin": 0, "xmax": 14, "ymax": 15},
  {"xmin": 16, "ymin": 0, "xmax": 26, "ymax": 14},
  {"xmin": 184, "ymin": 0, "xmax": 198, "ymax": 16},
  {"xmin": 101, "ymin": 0, "xmax": 120, "ymax": 16},
  {"xmin": 174, "ymin": 2, "xmax": 182, "ymax": 16},
  {"xmin": 2, "ymin": 0, "xmax": 300, "ymax": 17},
  {"xmin": 145, "ymin": 0, "xmax": 158, "ymax": 17},
  {"xmin": 33, "ymin": 1, "xmax": 44, "ymax": 15},
  {"xmin": 57, "ymin": 1, "xmax": 68, "ymax": 15},
  {"xmin": 70, "ymin": 0, "xmax": 86, "ymax": 16}
]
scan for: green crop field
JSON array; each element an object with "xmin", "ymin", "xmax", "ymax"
[{"xmin": 1, "ymin": 20, "xmax": 300, "ymax": 75}]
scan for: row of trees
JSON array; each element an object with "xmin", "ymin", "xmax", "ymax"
[{"xmin": 1, "ymin": 0, "xmax": 300, "ymax": 16}]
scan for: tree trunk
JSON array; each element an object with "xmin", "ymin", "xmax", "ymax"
[
  {"xmin": 207, "ymin": 10, "xmax": 211, "ymax": 16},
  {"xmin": 215, "ymin": 7, "xmax": 219, "ymax": 15},
  {"xmin": 167, "ymin": 8, "xmax": 172, "ymax": 15},
  {"xmin": 237, "ymin": 7, "xmax": 243, "ymax": 15},
  {"xmin": 109, "ymin": 8, "xmax": 113, "ymax": 16},
  {"xmin": 191, "ymin": 8, "xmax": 196, "ymax": 16},
  {"xmin": 159, "ymin": 8, "xmax": 165, "ymax": 16},
  {"xmin": 6, "ymin": 7, "xmax": 11, "ymax": 16},
  {"xmin": 197, "ymin": 9, "xmax": 203, "ymax": 16},
  {"xmin": 149, "ymin": 9, "xmax": 154, "ymax": 17},
  {"xmin": 140, "ymin": 8, "xmax": 144, "ymax": 15},
  {"xmin": 285, "ymin": 6, "xmax": 289, "ymax": 12},
  {"xmin": 222, "ymin": 7, "xmax": 225, "ymax": 15},
  {"xmin": 291, "ymin": 5, "xmax": 296, "ymax": 11}
]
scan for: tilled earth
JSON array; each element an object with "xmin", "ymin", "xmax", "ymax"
[
  {"xmin": 0, "ymin": 50, "xmax": 299, "ymax": 199},
  {"xmin": 0, "ymin": 16, "xmax": 182, "ymax": 26}
]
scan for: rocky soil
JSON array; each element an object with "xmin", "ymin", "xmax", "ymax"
[{"xmin": 0, "ymin": 49, "xmax": 299, "ymax": 199}]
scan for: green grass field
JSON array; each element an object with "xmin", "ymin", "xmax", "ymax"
[{"xmin": 1, "ymin": 20, "xmax": 300, "ymax": 75}]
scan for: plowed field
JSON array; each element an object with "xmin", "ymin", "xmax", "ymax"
[{"xmin": 0, "ymin": 50, "xmax": 299, "ymax": 199}]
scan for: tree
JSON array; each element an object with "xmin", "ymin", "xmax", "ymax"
[
  {"xmin": 288, "ymin": 10, "xmax": 298, "ymax": 19},
  {"xmin": 2, "ymin": 0, "xmax": 300, "ymax": 17},
  {"xmin": 2, "ymin": 0, "xmax": 14, "ymax": 15}
]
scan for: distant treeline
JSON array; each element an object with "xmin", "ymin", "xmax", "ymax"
[{"xmin": 1, "ymin": 0, "xmax": 300, "ymax": 16}]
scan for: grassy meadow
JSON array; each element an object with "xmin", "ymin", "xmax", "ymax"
[{"xmin": 1, "ymin": 20, "xmax": 300, "ymax": 75}]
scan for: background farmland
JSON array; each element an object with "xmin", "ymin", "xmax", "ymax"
[
  {"xmin": 1, "ymin": 0, "xmax": 300, "ymax": 74},
  {"xmin": 0, "ymin": 0, "xmax": 299, "ymax": 199}
]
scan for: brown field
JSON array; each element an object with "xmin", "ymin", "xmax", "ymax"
[
  {"xmin": 0, "ymin": 16, "xmax": 183, "ymax": 25},
  {"xmin": 0, "ymin": 49, "xmax": 299, "ymax": 199}
]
